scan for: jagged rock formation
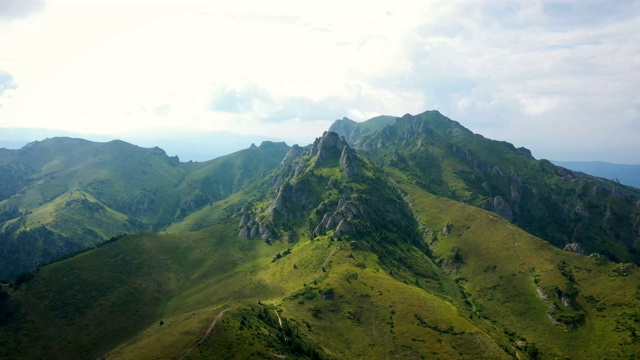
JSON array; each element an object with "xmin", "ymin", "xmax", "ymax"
[
  {"xmin": 339, "ymin": 146, "xmax": 359, "ymax": 177},
  {"xmin": 238, "ymin": 206, "xmax": 275, "ymax": 242},
  {"xmin": 238, "ymin": 131, "xmax": 418, "ymax": 246},
  {"xmin": 269, "ymin": 180, "xmax": 316, "ymax": 223},
  {"xmin": 313, "ymin": 195, "xmax": 364, "ymax": 238},
  {"xmin": 309, "ymin": 131, "xmax": 360, "ymax": 177},
  {"xmin": 311, "ymin": 131, "xmax": 347, "ymax": 162},
  {"xmin": 563, "ymin": 242, "xmax": 586, "ymax": 255},
  {"xmin": 241, "ymin": 132, "xmax": 364, "ymax": 241},
  {"xmin": 280, "ymin": 144, "xmax": 304, "ymax": 165},
  {"xmin": 492, "ymin": 195, "xmax": 514, "ymax": 221}
]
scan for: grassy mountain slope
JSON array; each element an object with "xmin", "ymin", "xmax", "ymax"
[
  {"xmin": 0, "ymin": 222, "xmax": 285, "ymax": 359},
  {"xmin": 0, "ymin": 138, "xmax": 290, "ymax": 279},
  {"xmin": 0, "ymin": 190, "xmax": 136, "ymax": 278},
  {"xmin": 401, "ymin": 182, "xmax": 640, "ymax": 359},
  {"xmin": 2, "ymin": 130, "xmax": 640, "ymax": 359},
  {"xmin": 0, "ymin": 132, "xmax": 513, "ymax": 359},
  {"xmin": 3, "ymin": 117, "xmax": 640, "ymax": 360},
  {"xmin": 174, "ymin": 141, "xmax": 290, "ymax": 220},
  {"xmin": 331, "ymin": 111, "xmax": 640, "ymax": 265}
]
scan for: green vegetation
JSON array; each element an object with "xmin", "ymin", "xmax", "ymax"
[
  {"xmin": 1, "ymin": 113, "xmax": 640, "ymax": 358},
  {"xmin": 345, "ymin": 111, "xmax": 640, "ymax": 265},
  {"xmin": 0, "ymin": 138, "xmax": 290, "ymax": 279},
  {"xmin": 402, "ymin": 183, "xmax": 640, "ymax": 358}
]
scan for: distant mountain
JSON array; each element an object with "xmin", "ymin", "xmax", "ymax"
[
  {"xmin": 0, "ymin": 138, "xmax": 290, "ymax": 279},
  {"xmin": 553, "ymin": 160, "xmax": 640, "ymax": 189},
  {"xmin": 330, "ymin": 111, "xmax": 640, "ymax": 264},
  {"xmin": 328, "ymin": 115, "xmax": 396, "ymax": 144},
  {"xmin": 0, "ymin": 127, "xmax": 282, "ymax": 161},
  {"xmin": 2, "ymin": 111, "xmax": 640, "ymax": 359}
]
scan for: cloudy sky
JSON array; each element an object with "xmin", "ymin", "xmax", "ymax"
[{"xmin": 1, "ymin": 0, "xmax": 639, "ymax": 162}]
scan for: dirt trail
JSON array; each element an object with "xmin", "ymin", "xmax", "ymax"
[
  {"xmin": 274, "ymin": 309, "xmax": 283, "ymax": 327},
  {"xmin": 180, "ymin": 308, "xmax": 230, "ymax": 359},
  {"xmin": 322, "ymin": 247, "xmax": 337, "ymax": 269},
  {"xmin": 322, "ymin": 243, "xmax": 346, "ymax": 270}
]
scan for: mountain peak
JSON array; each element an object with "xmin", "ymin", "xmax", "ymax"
[
  {"xmin": 310, "ymin": 131, "xmax": 348, "ymax": 162},
  {"xmin": 309, "ymin": 131, "xmax": 359, "ymax": 177}
]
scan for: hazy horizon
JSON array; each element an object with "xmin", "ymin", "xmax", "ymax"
[{"xmin": 1, "ymin": 1, "xmax": 639, "ymax": 163}]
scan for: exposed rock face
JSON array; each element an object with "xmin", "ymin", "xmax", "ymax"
[
  {"xmin": 547, "ymin": 313, "xmax": 560, "ymax": 325},
  {"xmin": 493, "ymin": 196, "xmax": 513, "ymax": 221},
  {"xmin": 238, "ymin": 211, "xmax": 274, "ymax": 242},
  {"xmin": 563, "ymin": 242, "xmax": 586, "ymax": 255},
  {"xmin": 240, "ymin": 130, "xmax": 418, "ymax": 246},
  {"xmin": 310, "ymin": 131, "xmax": 360, "ymax": 177},
  {"xmin": 269, "ymin": 180, "xmax": 316, "ymax": 222},
  {"xmin": 333, "ymin": 219, "xmax": 353, "ymax": 238},
  {"xmin": 339, "ymin": 146, "xmax": 359, "ymax": 177},
  {"xmin": 269, "ymin": 181, "xmax": 317, "ymax": 222},
  {"xmin": 311, "ymin": 131, "xmax": 348, "ymax": 162},
  {"xmin": 281, "ymin": 144, "xmax": 304, "ymax": 166},
  {"xmin": 239, "ymin": 213, "xmax": 251, "ymax": 227},
  {"xmin": 536, "ymin": 287, "xmax": 548, "ymax": 301},
  {"xmin": 314, "ymin": 195, "xmax": 365, "ymax": 238}
]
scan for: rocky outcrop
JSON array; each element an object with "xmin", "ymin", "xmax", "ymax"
[
  {"xmin": 238, "ymin": 209, "xmax": 274, "ymax": 242},
  {"xmin": 314, "ymin": 195, "xmax": 364, "ymax": 238},
  {"xmin": 281, "ymin": 144, "xmax": 304, "ymax": 166},
  {"xmin": 309, "ymin": 131, "xmax": 360, "ymax": 177},
  {"xmin": 339, "ymin": 146, "xmax": 359, "ymax": 177},
  {"xmin": 269, "ymin": 179, "xmax": 316, "ymax": 222},
  {"xmin": 333, "ymin": 219, "xmax": 354, "ymax": 238},
  {"xmin": 311, "ymin": 131, "xmax": 348, "ymax": 163},
  {"xmin": 493, "ymin": 196, "xmax": 513, "ymax": 221},
  {"xmin": 563, "ymin": 242, "xmax": 586, "ymax": 255},
  {"xmin": 536, "ymin": 287, "xmax": 548, "ymax": 301}
]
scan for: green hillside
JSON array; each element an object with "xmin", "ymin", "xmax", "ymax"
[
  {"xmin": 402, "ymin": 183, "xmax": 640, "ymax": 358},
  {"xmin": 328, "ymin": 115, "xmax": 396, "ymax": 144},
  {"xmin": 0, "ymin": 138, "xmax": 290, "ymax": 279},
  {"xmin": 2, "ymin": 128, "xmax": 640, "ymax": 359},
  {"xmin": 331, "ymin": 111, "xmax": 640, "ymax": 265},
  {"xmin": 1, "ymin": 113, "xmax": 640, "ymax": 359}
]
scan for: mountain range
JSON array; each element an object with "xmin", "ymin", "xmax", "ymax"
[
  {"xmin": 0, "ymin": 127, "xmax": 282, "ymax": 162},
  {"xmin": 1, "ymin": 110, "xmax": 640, "ymax": 359},
  {"xmin": 552, "ymin": 161, "xmax": 640, "ymax": 189}
]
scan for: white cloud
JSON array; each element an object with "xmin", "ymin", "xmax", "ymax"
[{"xmin": 0, "ymin": 0, "xmax": 639, "ymax": 162}]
